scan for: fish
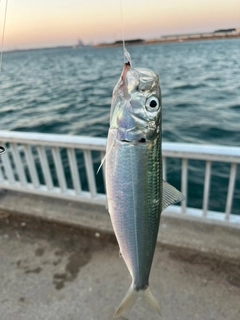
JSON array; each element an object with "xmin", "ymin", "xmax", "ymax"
[{"xmin": 105, "ymin": 55, "xmax": 185, "ymax": 318}]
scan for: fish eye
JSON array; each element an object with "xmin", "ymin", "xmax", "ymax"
[{"xmin": 145, "ymin": 96, "xmax": 160, "ymax": 112}]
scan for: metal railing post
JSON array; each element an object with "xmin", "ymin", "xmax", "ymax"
[
  {"xmin": 181, "ymin": 159, "xmax": 188, "ymax": 214},
  {"xmin": 67, "ymin": 148, "xmax": 82, "ymax": 195},
  {"xmin": 1, "ymin": 143, "xmax": 15, "ymax": 184},
  {"xmin": 10, "ymin": 143, "xmax": 27, "ymax": 186},
  {"xmin": 203, "ymin": 161, "xmax": 212, "ymax": 217},
  {"xmin": 52, "ymin": 147, "xmax": 67, "ymax": 193},
  {"xmin": 23, "ymin": 144, "xmax": 40, "ymax": 189},
  {"xmin": 37, "ymin": 146, "xmax": 54, "ymax": 191},
  {"xmin": 225, "ymin": 163, "xmax": 237, "ymax": 220},
  {"xmin": 84, "ymin": 150, "xmax": 97, "ymax": 198}
]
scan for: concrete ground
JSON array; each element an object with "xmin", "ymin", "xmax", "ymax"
[
  {"xmin": 0, "ymin": 213, "xmax": 240, "ymax": 320},
  {"xmin": 0, "ymin": 190, "xmax": 240, "ymax": 263}
]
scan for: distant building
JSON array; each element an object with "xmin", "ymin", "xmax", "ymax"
[
  {"xmin": 114, "ymin": 39, "xmax": 144, "ymax": 45},
  {"xmin": 214, "ymin": 28, "xmax": 236, "ymax": 33}
]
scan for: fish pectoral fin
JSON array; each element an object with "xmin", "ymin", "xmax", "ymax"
[
  {"xmin": 96, "ymin": 154, "xmax": 106, "ymax": 174},
  {"xmin": 96, "ymin": 138, "xmax": 115, "ymax": 174},
  {"xmin": 162, "ymin": 180, "xmax": 185, "ymax": 212}
]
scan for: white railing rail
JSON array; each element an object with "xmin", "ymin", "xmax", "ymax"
[
  {"xmin": 162, "ymin": 143, "xmax": 240, "ymax": 224},
  {"xmin": 0, "ymin": 131, "xmax": 239, "ymax": 225}
]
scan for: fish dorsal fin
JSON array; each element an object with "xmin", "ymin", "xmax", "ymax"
[{"xmin": 162, "ymin": 180, "xmax": 185, "ymax": 212}]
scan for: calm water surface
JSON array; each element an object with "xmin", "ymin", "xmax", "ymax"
[{"xmin": 1, "ymin": 39, "xmax": 240, "ymax": 214}]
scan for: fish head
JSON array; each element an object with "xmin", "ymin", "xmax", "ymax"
[{"xmin": 110, "ymin": 63, "xmax": 161, "ymax": 143}]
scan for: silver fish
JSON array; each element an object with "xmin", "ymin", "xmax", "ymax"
[{"xmin": 105, "ymin": 58, "xmax": 184, "ymax": 318}]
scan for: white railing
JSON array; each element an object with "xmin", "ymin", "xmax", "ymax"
[{"xmin": 0, "ymin": 131, "xmax": 239, "ymax": 225}]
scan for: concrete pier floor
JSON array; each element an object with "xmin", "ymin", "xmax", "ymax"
[{"xmin": 0, "ymin": 213, "xmax": 240, "ymax": 320}]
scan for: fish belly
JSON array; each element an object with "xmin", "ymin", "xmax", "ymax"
[{"xmin": 106, "ymin": 129, "xmax": 162, "ymax": 290}]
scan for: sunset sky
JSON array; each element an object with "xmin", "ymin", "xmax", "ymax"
[{"xmin": 1, "ymin": 0, "xmax": 240, "ymax": 50}]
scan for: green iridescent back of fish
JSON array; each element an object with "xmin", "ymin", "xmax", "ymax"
[{"xmin": 105, "ymin": 61, "xmax": 184, "ymax": 318}]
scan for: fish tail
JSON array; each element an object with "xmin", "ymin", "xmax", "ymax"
[
  {"xmin": 142, "ymin": 287, "xmax": 161, "ymax": 317},
  {"xmin": 114, "ymin": 284, "xmax": 137, "ymax": 318},
  {"xmin": 114, "ymin": 284, "xmax": 161, "ymax": 318}
]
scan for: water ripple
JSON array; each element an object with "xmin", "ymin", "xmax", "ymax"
[{"xmin": 1, "ymin": 40, "xmax": 240, "ymax": 213}]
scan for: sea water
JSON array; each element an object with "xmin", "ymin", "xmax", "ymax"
[{"xmin": 0, "ymin": 39, "xmax": 240, "ymax": 214}]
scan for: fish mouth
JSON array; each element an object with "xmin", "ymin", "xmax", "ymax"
[
  {"xmin": 121, "ymin": 62, "xmax": 131, "ymax": 81},
  {"xmin": 120, "ymin": 138, "xmax": 147, "ymax": 144},
  {"xmin": 0, "ymin": 146, "xmax": 5, "ymax": 154},
  {"xmin": 120, "ymin": 139, "xmax": 131, "ymax": 143}
]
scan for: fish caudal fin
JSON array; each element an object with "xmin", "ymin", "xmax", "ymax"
[
  {"xmin": 114, "ymin": 285, "xmax": 161, "ymax": 318},
  {"xmin": 114, "ymin": 285, "xmax": 137, "ymax": 318},
  {"xmin": 143, "ymin": 287, "xmax": 161, "ymax": 317}
]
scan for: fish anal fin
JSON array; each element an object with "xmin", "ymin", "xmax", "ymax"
[{"xmin": 162, "ymin": 180, "xmax": 185, "ymax": 212}]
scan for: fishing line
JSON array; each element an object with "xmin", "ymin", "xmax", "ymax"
[
  {"xmin": 119, "ymin": 0, "xmax": 126, "ymax": 62},
  {"xmin": 119, "ymin": 0, "xmax": 131, "ymax": 65},
  {"xmin": 0, "ymin": 0, "xmax": 8, "ymax": 72}
]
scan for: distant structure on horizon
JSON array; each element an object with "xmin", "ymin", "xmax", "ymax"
[
  {"xmin": 94, "ymin": 28, "xmax": 240, "ymax": 48},
  {"xmin": 72, "ymin": 40, "xmax": 85, "ymax": 49},
  {"xmin": 214, "ymin": 28, "xmax": 236, "ymax": 33},
  {"xmin": 113, "ymin": 39, "xmax": 144, "ymax": 45}
]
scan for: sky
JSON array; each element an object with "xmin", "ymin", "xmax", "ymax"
[{"xmin": 1, "ymin": 0, "xmax": 240, "ymax": 50}]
